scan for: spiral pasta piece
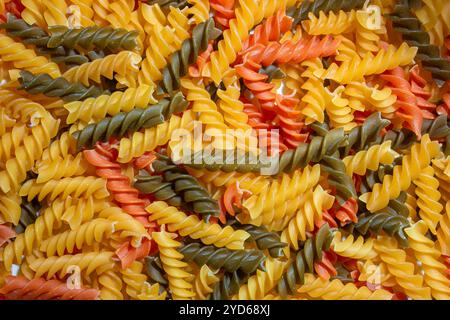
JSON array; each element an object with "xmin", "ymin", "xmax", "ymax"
[
  {"xmin": 30, "ymin": 251, "xmax": 115, "ymax": 279},
  {"xmin": 325, "ymin": 85, "xmax": 356, "ymax": 131},
  {"xmin": 19, "ymin": 176, "xmax": 110, "ymax": 202},
  {"xmin": 302, "ymin": 10, "xmax": 356, "ymax": 35},
  {"xmin": 0, "ymin": 33, "xmax": 61, "ymax": 78},
  {"xmin": 98, "ymin": 269, "xmax": 123, "ymax": 300},
  {"xmin": 39, "ymin": 219, "xmax": 115, "ymax": 256},
  {"xmin": 21, "ymin": 0, "xmax": 46, "ymax": 28},
  {"xmin": 62, "ymin": 51, "xmax": 141, "ymax": 87},
  {"xmin": 231, "ymin": 257, "xmax": 285, "ymax": 300},
  {"xmin": 42, "ymin": 0, "xmax": 69, "ymax": 27},
  {"xmin": 193, "ymin": 265, "xmax": 219, "ymax": 300},
  {"xmin": 242, "ymin": 165, "xmax": 321, "ymax": 224},
  {"xmin": 153, "ymin": 231, "xmax": 195, "ymax": 300},
  {"xmin": 64, "ymin": 85, "xmax": 157, "ymax": 123},
  {"xmin": 297, "ymin": 273, "xmax": 393, "ymax": 300},
  {"xmin": 343, "ymin": 141, "xmax": 398, "ymax": 176},
  {"xmin": 146, "ymin": 201, "xmax": 249, "ymax": 250},
  {"xmin": 36, "ymin": 154, "xmax": 89, "ymax": 183},
  {"xmin": 320, "ymin": 43, "xmax": 417, "ymax": 84},
  {"xmin": 281, "ymin": 185, "xmax": 334, "ymax": 250},
  {"xmin": 331, "ymin": 232, "xmax": 377, "ymax": 260},
  {"xmin": 360, "ymin": 135, "xmax": 441, "ymax": 212},
  {"xmin": 0, "ymin": 115, "xmax": 59, "ymax": 193},
  {"xmin": 374, "ymin": 236, "xmax": 431, "ymax": 300},
  {"xmin": 405, "ymin": 220, "xmax": 450, "ymax": 300},
  {"xmin": 413, "ymin": 166, "xmax": 443, "ymax": 235}
]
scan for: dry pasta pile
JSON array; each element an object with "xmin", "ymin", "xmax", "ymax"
[{"xmin": 0, "ymin": 0, "xmax": 449, "ymax": 300}]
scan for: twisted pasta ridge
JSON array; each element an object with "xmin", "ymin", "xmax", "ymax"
[
  {"xmin": 227, "ymin": 219, "xmax": 286, "ymax": 258},
  {"xmin": 242, "ymin": 165, "xmax": 321, "ymax": 224},
  {"xmin": 0, "ymin": 125, "xmax": 27, "ymax": 164},
  {"xmin": 46, "ymin": 25, "xmax": 138, "ymax": 51},
  {"xmin": 360, "ymin": 135, "xmax": 441, "ymax": 212},
  {"xmin": 120, "ymin": 260, "xmax": 150, "ymax": 299},
  {"xmin": 353, "ymin": 209, "xmax": 410, "ymax": 248},
  {"xmin": 344, "ymin": 82, "xmax": 397, "ymax": 118},
  {"xmin": 151, "ymin": 155, "xmax": 220, "ymax": 219},
  {"xmin": 297, "ymin": 273, "xmax": 393, "ymax": 300},
  {"xmin": 341, "ymin": 112, "xmax": 390, "ymax": 156},
  {"xmin": 18, "ymin": 71, "xmax": 106, "ymax": 102},
  {"xmin": 277, "ymin": 224, "xmax": 334, "ymax": 298},
  {"xmin": 137, "ymin": 25, "xmax": 181, "ymax": 87},
  {"xmin": 0, "ymin": 89, "xmax": 48, "ymax": 125},
  {"xmin": 64, "ymin": 85, "xmax": 157, "ymax": 124},
  {"xmin": 325, "ymin": 85, "xmax": 356, "ymax": 131},
  {"xmin": 30, "ymin": 251, "xmax": 115, "ymax": 279},
  {"xmin": 374, "ymin": 236, "xmax": 432, "ymax": 300},
  {"xmin": 232, "ymin": 257, "xmax": 285, "ymax": 300},
  {"xmin": 0, "ymin": 115, "xmax": 59, "ymax": 193},
  {"xmin": 381, "ymin": 67, "xmax": 423, "ymax": 137},
  {"xmin": 15, "ymin": 198, "xmax": 41, "ymax": 234},
  {"xmin": 157, "ymin": 18, "xmax": 221, "ymax": 95},
  {"xmin": 83, "ymin": 148, "xmax": 150, "ymax": 224},
  {"xmin": 98, "ymin": 269, "xmax": 123, "ymax": 300},
  {"xmin": 193, "ymin": 264, "xmax": 219, "ymax": 300},
  {"xmin": 179, "ymin": 242, "xmax": 265, "ymax": 274},
  {"xmin": 405, "ymin": 221, "xmax": 450, "ymax": 299},
  {"xmin": 278, "ymin": 128, "xmax": 347, "ymax": 174},
  {"xmin": 433, "ymin": 157, "xmax": 450, "ymax": 202},
  {"xmin": 36, "ymin": 154, "xmax": 88, "ymax": 183},
  {"xmin": 153, "ymin": 231, "xmax": 195, "ymax": 300},
  {"xmin": 68, "ymin": 0, "xmax": 95, "ymax": 27},
  {"xmin": 144, "ymin": 255, "xmax": 169, "ymax": 287},
  {"xmin": 334, "ymin": 34, "xmax": 358, "ymax": 62},
  {"xmin": 302, "ymin": 10, "xmax": 355, "ymax": 35},
  {"xmin": 210, "ymin": 270, "xmax": 249, "ymax": 300},
  {"xmin": 321, "ymin": 155, "xmax": 357, "ymax": 204},
  {"xmin": 274, "ymin": 94, "xmax": 308, "ymax": 148},
  {"xmin": 0, "ymin": 192, "xmax": 21, "ymax": 225},
  {"xmin": 413, "ymin": 166, "xmax": 443, "ymax": 234},
  {"xmin": 104, "ymin": 0, "xmax": 134, "ymax": 30},
  {"xmin": 21, "ymin": 0, "xmax": 46, "ymax": 27},
  {"xmin": 19, "ymin": 176, "xmax": 110, "ymax": 202},
  {"xmin": 72, "ymin": 92, "xmax": 187, "ymax": 149},
  {"xmin": 0, "ymin": 275, "xmax": 100, "ymax": 300},
  {"xmin": 1, "ymin": 200, "xmax": 65, "ymax": 270},
  {"xmin": 116, "ymin": 110, "xmax": 194, "ymax": 163},
  {"xmin": 146, "ymin": 201, "xmax": 249, "ymax": 250},
  {"xmin": 42, "ymin": 0, "xmax": 68, "ymax": 27},
  {"xmin": 436, "ymin": 201, "xmax": 450, "ymax": 256},
  {"xmin": 0, "ymin": 33, "xmax": 61, "ymax": 78},
  {"xmin": 343, "ymin": 141, "xmax": 398, "ymax": 176},
  {"xmin": 209, "ymin": 0, "xmax": 235, "ymax": 29},
  {"xmin": 40, "ymin": 218, "xmax": 115, "ymax": 256},
  {"xmin": 92, "ymin": 0, "xmax": 113, "ymax": 26},
  {"xmin": 62, "ymin": 51, "xmax": 141, "ymax": 87},
  {"xmin": 331, "ymin": 232, "xmax": 377, "ymax": 260},
  {"xmin": 281, "ymin": 185, "xmax": 334, "ymax": 250},
  {"xmin": 320, "ymin": 43, "xmax": 417, "ymax": 84},
  {"xmin": 389, "ymin": 2, "xmax": 450, "ymax": 81},
  {"xmin": 135, "ymin": 171, "xmax": 182, "ymax": 207},
  {"xmin": 286, "ymin": 0, "xmax": 366, "ymax": 27}
]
